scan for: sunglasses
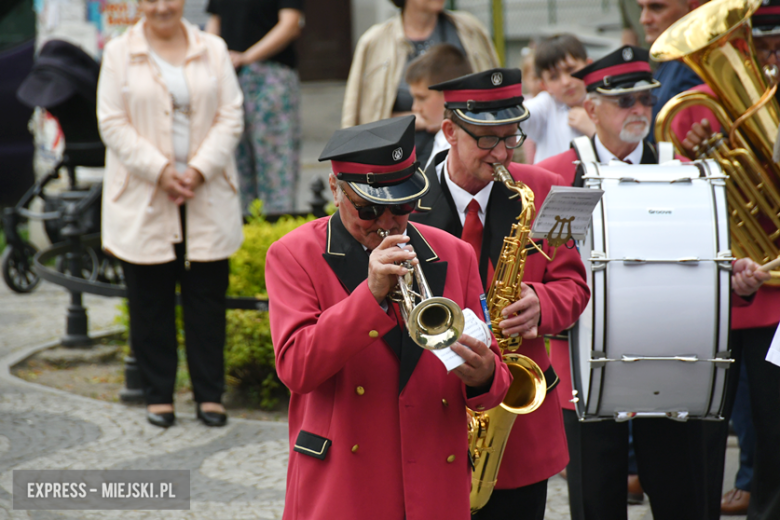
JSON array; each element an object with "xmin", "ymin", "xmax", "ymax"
[
  {"xmin": 604, "ymin": 93, "xmax": 658, "ymax": 109},
  {"xmin": 453, "ymin": 120, "xmax": 527, "ymax": 150},
  {"xmin": 340, "ymin": 186, "xmax": 416, "ymax": 221}
]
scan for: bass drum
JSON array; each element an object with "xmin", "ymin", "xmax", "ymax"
[{"xmin": 570, "ymin": 160, "xmax": 732, "ymax": 421}]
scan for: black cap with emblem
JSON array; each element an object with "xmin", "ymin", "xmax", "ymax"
[
  {"xmin": 318, "ymin": 115, "xmax": 429, "ymax": 204},
  {"xmin": 571, "ymin": 45, "xmax": 660, "ymax": 95},
  {"xmin": 428, "ymin": 68, "xmax": 528, "ymax": 126},
  {"xmin": 754, "ymin": 0, "xmax": 780, "ymax": 36}
]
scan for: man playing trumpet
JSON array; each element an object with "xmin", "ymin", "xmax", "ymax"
[{"xmin": 266, "ymin": 115, "xmax": 511, "ymax": 520}]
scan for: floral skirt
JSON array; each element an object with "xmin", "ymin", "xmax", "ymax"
[{"xmin": 236, "ymin": 61, "xmax": 301, "ymax": 214}]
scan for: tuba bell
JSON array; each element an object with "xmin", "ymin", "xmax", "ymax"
[
  {"xmin": 377, "ymin": 228, "xmax": 465, "ymax": 350},
  {"xmin": 652, "ymin": 0, "xmax": 780, "ymax": 282}
]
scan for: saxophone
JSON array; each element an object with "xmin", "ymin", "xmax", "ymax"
[{"xmin": 468, "ymin": 163, "xmax": 549, "ymax": 513}]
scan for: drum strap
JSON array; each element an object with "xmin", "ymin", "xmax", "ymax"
[
  {"xmin": 657, "ymin": 141, "xmax": 675, "ymax": 164},
  {"xmin": 572, "ymin": 136, "xmax": 598, "ymax": 164}
]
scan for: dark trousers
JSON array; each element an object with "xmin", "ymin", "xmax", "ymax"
[
  {"xmin": 563, "ymin": 409, "xmax": 722, "ymax": 520},
  {"xmin": 730, "ymin": 327, "xmax": 780, "ymax": 520},
  {"xmin": 121, "ymin": 240, "xmax": 229, "ymax": 405},
  {"xmin": 471, "ymin": 480, "xmax": 548, "ymax": 520},
  {"xmin": 732, "ymin": 360, "xmax": 755, "ymax": 491}
]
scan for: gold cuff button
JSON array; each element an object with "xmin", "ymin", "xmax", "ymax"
[
  {"xmin": 352, "ymin": 444, "xmax": 359, "ymax": 453},
  {"xmin": 442, "ymin": 399, "xmax": 449, "ymax": 407},
  {"xmin": 369, "ymin": 330, "xmax": 379, "ymax": 338},
  {"xmin": 446, "ymin": 455, "xmax": 456, "ymax": 463},
  {"xmin": 356, "ymin": 386, "xmax": 365, "ymax": 395}
]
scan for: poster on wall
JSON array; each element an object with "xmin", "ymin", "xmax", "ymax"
[{"xmin": 87, "ymin": 0, "xmax": 140, "ymax": 51}]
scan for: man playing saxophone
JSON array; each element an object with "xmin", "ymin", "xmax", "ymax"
[
  {"xmin": 409, "ymin": 69, "xmax": 590, "ymax": 520},
  {"xmin": 265, "ymin": 115, "xmax": 511, "ymax": 520}
]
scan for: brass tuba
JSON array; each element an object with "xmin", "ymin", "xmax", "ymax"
[
  {"xmin": 377, "ymin": 228, "xmax": 465, "ymax": 350},
  {"xmin": 468, "ymin": 163, "xmax": 548, "ymax": 512},
  {"xmin": 652, "ymin": 0, "xmax": 780, "ymax": 282}
]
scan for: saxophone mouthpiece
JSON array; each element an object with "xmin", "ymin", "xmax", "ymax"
[{"xmin": 491, "ymin": 163, "xmax": 513, "ymax": 184}]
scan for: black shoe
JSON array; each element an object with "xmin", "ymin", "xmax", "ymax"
[
  {"xmin": 197, "ymin": 406, "xmax": 227, "ymax": 427},
  {"xmin": 147, "ymin": 411, "xmax": 176, "ymax": 428}
]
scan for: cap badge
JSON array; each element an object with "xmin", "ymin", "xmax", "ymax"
[
  {"xmin": 622, "ymin": 47, "xmax": 634, "ymax": 61},
  {"xmin": 392, "ymin": 147, "xmax": 404, "ymax": 162},
  {"xmin": 491, "ymin": 72, "xmax": 503, "ymax": 86}
]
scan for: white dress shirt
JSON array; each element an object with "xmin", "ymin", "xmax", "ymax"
[
  {"xmin": 521, "ymin": 91, "xmax": 586, "ymax": 164},
  {"xmin": 437, "ymin": 157, "xmax": 492, "ymax": 226},
  {"xmin": 424, "ymin": 130, "xmax": 451, "ymax": 171},
  {"xmin": 594, "ymin": 135, "xmax": 644, "ymax": 165}
]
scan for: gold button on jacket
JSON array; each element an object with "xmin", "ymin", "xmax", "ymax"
[
  {"xmin": 446, "ymin": 455, "xmax": 456, "ymax": 463},
  {"xmin": 356, "ymin": 386, "xmax": 365, "ymax": 395},
  {"xmin": 352, "ymin": 445, "xmax": 359, "ymax": 453},
  {"xmin": 369, "ymin": 330, "xmax": 379, "ymax": 338}
]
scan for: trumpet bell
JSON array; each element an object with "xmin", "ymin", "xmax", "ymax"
[
  {"xmin": 500, "ymin": 353, "xmax": 546, "ymax": 414},
  {"xmin": 408, "ymin": 297, "xmax": 465, "ymax": 350}
]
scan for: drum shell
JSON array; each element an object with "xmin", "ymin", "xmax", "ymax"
[{"xmin": 571, "ymin": 161, "xmax": 732, "ymax": 420}]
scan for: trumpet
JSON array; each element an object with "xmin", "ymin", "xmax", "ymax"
[{"xmin": 377, "ymin": 228, "xmax": 465, "ymax": 350}]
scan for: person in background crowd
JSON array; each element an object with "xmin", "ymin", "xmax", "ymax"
[
  {"xmin": 537, "ymin": 45, "xmax": 768, "ymax": 520},
  {"xmin": 340, "ymin": 0, "xmax": 499, "ymax": 170},
  {"xmin": 518, "ymin": 44, "xmax": 542, "ymax": 164},
  {"xmin": 405, "ymin": 43, "xmax": 472, "ymax": 170},
  {"xmin": 411, "ymin": 68, "xmax": 590, "ymax": 520},
  {"xmin": 206, "ymin": 0, "xmax": 303, "ymax": 215},
  {"xmin": 520, "ymin": 33, "xmax": 594, "ymax": 163},
  {"xmin": 98, "ymin": 0, "xmax": 244, "ymax": 428},
  {"xmin": 673, "ymin": 4, "xmax": 780, "ymax": 517},
  {"xmin": 636, "ymin": 0, "xmax": 703, "ymax": 144},
  {"xmin": 265, "ymin": 115, "xmax": 512, "ymax": 520},
  {"xmin": 620, "ymin": 0, "xmax": 649, "ymax": 48}
]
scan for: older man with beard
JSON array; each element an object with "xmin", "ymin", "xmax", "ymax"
[{"xmin": 535, "ymin": 45, "xmax": 762, "ymax": 520}]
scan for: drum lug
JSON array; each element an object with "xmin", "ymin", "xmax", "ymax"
[
  {"xmin": 590, "ymin": 351, "xmax": 607, "ymax": 368},
  {"xmin": 714, "ymin": 350, "xmax": 734, "ymax": 368},
  {"xmin": 716, "ymin": 250, "xmax": 735, "ymax": 270},
  {"xmin": 570, "ymin": 390, "xmax": 579, "ymax": 403},
  {"xmin": 590, "ymin": 251, "xmax": 607, "ymax": 271}
]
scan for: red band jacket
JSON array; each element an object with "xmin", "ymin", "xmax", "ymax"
[
  {"xmin": 409, "ymin": 153, "xmax": 590, "ymax": 489},
  {"xmin": 266, "ymin": 214, "xmax": 512, "ymax": 520}
]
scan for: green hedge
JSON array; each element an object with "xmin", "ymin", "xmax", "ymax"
[{"xmin": 224, "ymin": 201, "xmax": 315, "ymax": 408}]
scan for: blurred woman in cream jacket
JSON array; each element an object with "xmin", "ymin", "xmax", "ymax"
[{"xmin": 97, "ymin": 0, "xmax": 243, "ymax": 428}]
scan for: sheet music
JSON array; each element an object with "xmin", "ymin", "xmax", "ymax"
[
  {"xmin": 432, "ymin": 308, "xmax": 493, "ymax": 371},
  {"xmin": 530, "ymin": 185, "xmax": 604, "ymax": 241},
  {"xmin": 767, "ymin": 323, "xmax": 780, "ymax": 367}
]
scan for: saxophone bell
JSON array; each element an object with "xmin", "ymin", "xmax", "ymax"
[{"xmin": 377, "ymin": 228, "xmax": 465, "ymax": 350}]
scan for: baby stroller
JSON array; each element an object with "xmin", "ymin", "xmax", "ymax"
[{"xmin": 1, "ymin": 39, "xmax": 121, "ymax": 293}]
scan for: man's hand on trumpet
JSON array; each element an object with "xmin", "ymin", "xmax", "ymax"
[{"xmin": 368, "ymin": 234, "xmax": 417, "ymax": 304}]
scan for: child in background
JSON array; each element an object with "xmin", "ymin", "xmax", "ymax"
[
  {"xmin": 521, "ymin": 34, "xmax": 595, "ymax": 163},
  {"xmin": 518, "ymin": 45, "xmax": 543, "ymax": 163},
  {"xmin": 405, "ymin": 44, "xmax": 473, "ymax": 170}
]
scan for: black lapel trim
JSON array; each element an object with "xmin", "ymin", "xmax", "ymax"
[
  {"xmin": 641, "ymin": 140, "xmax": 658, "ymax": 165},
  {"xmin": 322, "ymin": 212, "xmax": 370, "ymax": 294},
  {"xmin": 410, "ymin": 151, "xmax": 462, "ymax": 237},
  {"xmin": 397, "ymin": 224, "xmax": 449, "ymax": 394}
]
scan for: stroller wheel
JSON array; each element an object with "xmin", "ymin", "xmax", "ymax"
[{"xmin": 1, "ymin": 244, "xmax": 41, "ymax": 293}]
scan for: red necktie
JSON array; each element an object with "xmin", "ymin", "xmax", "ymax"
[{"xmin": 461, "ymin": 199, "xmax": 483, "ymax": 261}]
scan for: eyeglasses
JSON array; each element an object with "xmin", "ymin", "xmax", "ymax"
[
  {"xmin": 453, "ymin": 120, "xmax": 527, "ymax": 150},
  {"xmin": 756, "ymin": 48, "xmax": 780, "ymax": 63},
  {"xmin": 340, "ymin": 186, "xmax": 416, "ymax": 221},
  {"xmin": 603, "ymin": 93, "xmax": 658, "ymax": 109}
]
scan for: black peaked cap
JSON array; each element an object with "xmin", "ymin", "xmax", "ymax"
[
  {"xmin": 571, "ymin": 45, "xmax": 660, "ymax": 95},
  {"xmin": 754, "ymin": 0, "xmax": 780, "ymax": 35},
  {"xmin": 319, "ymin": 115, "xmax": 428, "ymax": 204},
  {"xmin": 429, "ymin": 68, "xmax": 528, "ymax": 126}
]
